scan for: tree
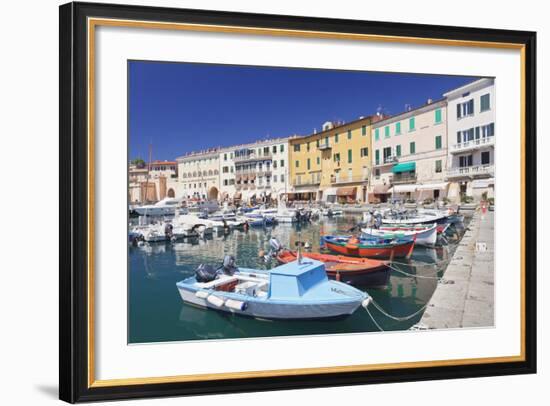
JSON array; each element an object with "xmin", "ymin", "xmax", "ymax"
[{"xmin": 131, "ymin": 158, "xmax": 146, "ymax": 168}]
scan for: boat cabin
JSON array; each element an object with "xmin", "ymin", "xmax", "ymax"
[{"xmin": 268, "ymin": 259, "xmax": 327, "ymax": 299}]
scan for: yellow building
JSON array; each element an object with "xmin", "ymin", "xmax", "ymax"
[{"xmin": 289, "ymin": 117, "xmax": 376, "ymax": 203}]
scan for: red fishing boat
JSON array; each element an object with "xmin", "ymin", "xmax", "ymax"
[
  {"xmin": 276, "ymin": 250, "xmax": 390, "ymax": 287},
  {"xmin": 322, "ymin": 235, "xmax": 415, "ymax": 259}
]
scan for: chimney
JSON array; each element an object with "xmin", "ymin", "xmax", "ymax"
[{"xmin": 427, "ymin": 98, "xmax": 433, "ymax": 104}]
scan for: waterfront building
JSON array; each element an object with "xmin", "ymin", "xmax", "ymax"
[
  {"xmin": 128, "ymin": 164, "xmax": 151, "ymax": 203},
  {"xmin": 289, "ymin": 117, "xmax": 377, "ymax": 203},
  {"xmin": 370, "ymin": 100, "xmax": 449, "ymax": 203},
  {"xmin": 148, "ymin": 160, "xmax": 177, "ymax": 180},
  {"xmin": 444, "ymin": 78, "xmax": 495, "ymax": 203},
  {"xmin": 176, "ymin": 149, "xmax": 221, "ymax": 200},
  {"xmin": 228, "ymin": 138, "xmax": 291, "ymax": 203}
]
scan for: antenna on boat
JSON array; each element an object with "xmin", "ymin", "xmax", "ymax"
[{"xmin": 296, "ymin": 232, "xmax": 303, "ymax": 265}]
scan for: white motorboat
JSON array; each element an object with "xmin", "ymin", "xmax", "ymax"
[
  {"xmin": 361, "ymin": 223, "xmax": 438, "ymax": 247},
  {"xmin": 186, "ymin": 200, "xmax": 220, "ymax": 214},
  {"xmin": 171, "ymin": 214, "xmax": 214, "ymax": 237},
  {"xmin": 321, "ymin": 208, "xmax": 343, "ymax": 217},
  {"xmin": 381, "ymin": 209, "xmax": 449, "ymax": 225},
  {"xmin": 274, "ymin": 208, "xmax": 297, "ymax": 223},
  {"xmin": 133, "ymin": 197, "xmax": 183, "ymax": 216}
]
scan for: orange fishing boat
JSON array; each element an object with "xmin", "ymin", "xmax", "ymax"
[
  {"xmin": 322, "ymin": 235, "xmax": 415, "ymax": 259},
  {"xmin": 276, "ymin": 250, "xmax": 390, "ymax": 287}
]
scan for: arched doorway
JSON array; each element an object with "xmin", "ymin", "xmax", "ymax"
[
  {"xmin": 207, "ymin": 186, "xmax": 219, "ymax": 201},
  {"xmin": 167, "ymin": 188, "xmax": 175, "ymax": 198}
]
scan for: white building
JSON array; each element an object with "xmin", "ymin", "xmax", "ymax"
[
  {"xmin": 176, "ymin": 149, "xmax": 221, "ymax": 200},
  {"xmin": 218, "ymin": 138, "xmax": 291, "ymax": 204},
  {"xmin": 444, "ymin": 78, "xmax": 495, "ymax": 203},
  {"xmin": 219, "ymin": 149, "xmax": 236, "ymax": 201}
]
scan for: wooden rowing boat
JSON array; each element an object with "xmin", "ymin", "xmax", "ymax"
[
  {"xmin": 276, "ymin": 250, "xmax": 390, "ymax": 287},
  {"xmin": 322, "ymin": 235, "xmax": 415, "ymax": 259}
]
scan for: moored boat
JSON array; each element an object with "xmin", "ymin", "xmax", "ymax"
[
  {"xmin": 276, "ymin": 250, "xmax": 390, "ymax": 287},
  {"xmin": 361, "ymin": 223, "xmax": 437, "ymax": 247},
  {"xmin": 133, "ymin": 197, "xmax": 184, "ymax": 216},
  {"xmin": 322, "ymin": 235, "xmax": 415, "ymax": 259},
  {"xmin": 176, "ymin": 256, "xmax": 369, "ymax": 320}
]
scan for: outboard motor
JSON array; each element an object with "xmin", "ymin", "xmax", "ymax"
[
  {"xmin": 221, "ymin": 255, "xmax": 237, "ymax": 276},
  {"xmin": 195, "ymin": 263, "xmax": 218, "ymax": 283},
  {"xmin": 373, "ymin": 211, "xmax": 383, "ymax": 229},
  {"xmin": 269, "ymin": 237, "xmax": 282, "ymax": 254}
]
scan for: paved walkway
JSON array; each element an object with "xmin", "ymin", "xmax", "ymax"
[{"xmin": 416, "ymin": 209, "xmax": 494, "ymax": 329}]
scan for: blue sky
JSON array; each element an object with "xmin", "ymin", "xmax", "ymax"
[{"xmin": 129, "ymin": 61, "xmax": 477, "ymax": 161}]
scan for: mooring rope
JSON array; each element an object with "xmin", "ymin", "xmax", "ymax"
[
  {"xmin": 363, "ymin": 304, "xmax": 385, "ymax": 331},
  {"xmin": 387, "ymin": 263, "xmax": 443, "ymax": 280},
  {"xmin": 391, "ymin": 258, "xmax": 451, "ymax": 267},
  {"xmin": 363, "ymin": 296, "xmax": 430, "ymax": 325}
]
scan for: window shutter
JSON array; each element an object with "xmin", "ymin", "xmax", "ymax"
[{"xmin": 457, "ymin": 104, "xmax": 461, "ymax": 118}]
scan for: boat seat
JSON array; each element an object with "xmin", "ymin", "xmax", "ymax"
[{"xmin": 196, "ymin": 275, "xmax": 238, "ymax": 289}]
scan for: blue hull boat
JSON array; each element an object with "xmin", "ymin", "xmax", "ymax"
[{"xmin": 176, "ymin": 259, "xmax": 368, "ymax": 320}]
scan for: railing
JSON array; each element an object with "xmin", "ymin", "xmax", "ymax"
[
  {"xmin": 234, "ymin": 152, "xmax": 272, "ymax": 162},
  {"xmin": 293, "ymin": 178, "xmax": 321, "ymax": 186},
  {"xmin": 391, "ymin": 174, "xmax": 417, "ymax": 184},
  {"xmin": 374, "ymin": 156, "xmax": 397, "ymax": 166},
  {"xmin": 317, "ymin": 143, "xmax": 331, "ymax": 150},
  {"xmin": 331, "ymin": 175, "xmax": 369, "ymax": 185},
  {"xmin": 450, "ymin": 135, "xmax": 494, "ymax": 153},
  {"xmin": 447, "ymin": 164, "xmax": 494, "ymax": 178}
]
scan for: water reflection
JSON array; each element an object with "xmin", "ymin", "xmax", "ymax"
[{"xmin": 129, "ymin": 215, "xmax": 468, "ymax": 343}]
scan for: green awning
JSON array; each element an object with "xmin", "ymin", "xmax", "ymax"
[{"xmin": 392, "ymin": 162, "xmax": 416, "ymax": 173}]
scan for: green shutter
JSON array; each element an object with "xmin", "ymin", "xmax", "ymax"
[
  {"xmin": 410, "ymin": 142, "xmax": 416, "ymax": 154},
  {"xmin": 348, "ymin": 149, "xmax": 352, "ymax": 163},
  {"xmin": 362, "ymin": 125, "xmax": 366, "ymax": 136},
  {"xmin": 375, "ymin": 128, "xmax": 380, "ymax": 141},
  {"xmin": 396, "ymin": 145, "xmax": 401, "ymax": 157},
  {"xmin": 435, "ymin": 160, "xmax": 442, "ymax": 172},
  {"xmin": 396, "ymin": 122, "xmax": 401, "ymax": 135},
  {"xmin": 435, "ymin": 135, "xmax": 442, "ymax": 149},
  {"xmin": 435, "ymin": 109, "xmax": 442, "ymax": 123},
  {"xmin": 335, "ymin": 133, "xmax": 339, "ymax": 143},
  {"xmin": 348, "ymin": 130, "xmax": 352, "ymax": 139},
  {"xmin": 316, "ymin": 157, "xmax": 320, "ymax": 165},
  {"xmin": 307, "ymin": 158, "xmax": 310, "ymax": 170},
  {"xmin": 481, "ymin": 94, "xmax": 490, "ymax": 112},
  {"xmin": 409, "ymin": 117, "xmax": 415, "ymax": 131},
  {"xmin": 295, "ymin": 160, "xmax": 299, "ymax": 168},
  {"xmin": 375, "ymin": 150, "xmax": 380, "ymax": 165},
  {"xmin": 384, "ymin": 126, "xmax": 390, "ymax": 138}
]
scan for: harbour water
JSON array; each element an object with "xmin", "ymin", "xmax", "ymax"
[{"xmin": 129, "ymin": 214, "xmax": 468, "ymax": 344}]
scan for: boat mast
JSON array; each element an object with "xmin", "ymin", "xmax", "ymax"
[{"xmin": 143, "ymin": 142, "xmax": 153, "ymax": 203}]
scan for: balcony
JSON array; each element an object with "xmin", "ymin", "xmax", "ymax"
[
  {"xmin": 234, "ymin": 152, "xmax": 272, "ymax": 162},
  {"xmin": 391, "ymin": 173, "xmax": 417, "ymax": 185},
  {"xmin": 317, "ymin": 143, "xmax": 331, "ymax": 151},
  {"xmin": 450, "ymin": 136, "xmax": 494, "ymax": 153},
  {"xmin": 257, "ymin": 170, "xmax": 272, "ymax": 177},
  {"xmin": 374, "ymin": 155, "xmax": 398, "ymax": 167},
  {"xmin": 293, "ymin": 178, "xmax": 321, "ymax": 187},
  {"xmin": 447, "ymin": 164, "xmax": 494, "ymax": 179},
  {"xmin": 331, "ymin": 175, "xmax": 369, "ymax": 185}
]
